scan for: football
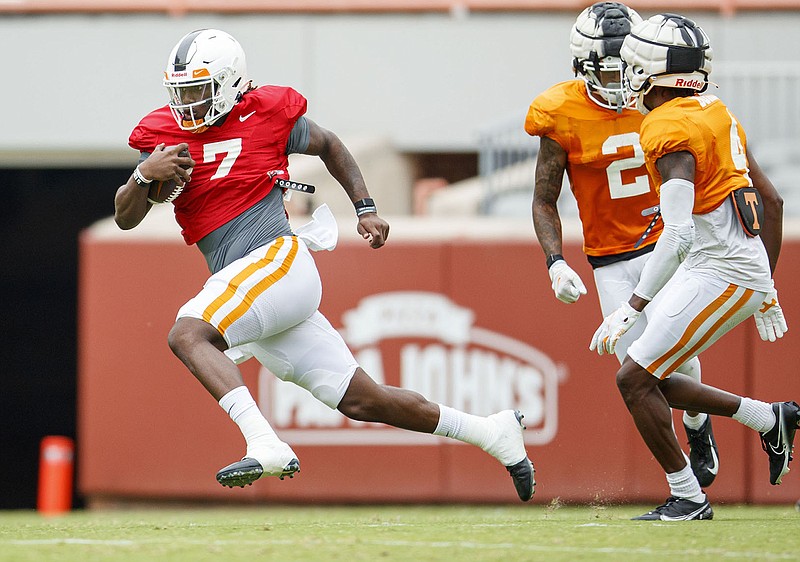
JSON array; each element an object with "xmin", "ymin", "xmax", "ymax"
[{"xmin": 146, "ymin": 148, "xmax": 192, "ymax": 204}]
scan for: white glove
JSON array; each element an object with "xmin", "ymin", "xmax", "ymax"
[
  {"xmin": 753, "ymin": 288, "xmax": 788, "ymax": 342},
  {"xmin": 589, "ymin": 301, "xmax": 642, "ymax": 356},
  {"xmin": 548, "ymin": 260, "xmax": 587, "ymax": 304}
]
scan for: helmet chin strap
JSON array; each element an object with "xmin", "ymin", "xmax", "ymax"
[
  {"xmin": 633, "ymin": 77, "xmax": 659, "ymax": 115},
  {"xmin": 181, "ymin": 100, "xmax": 223, "ymax": 132},
  {"xmin": 181, "ymin": 118, "xmax": 210, "ymax": 134},
  {"xmin": 586, "ymin": 81, "xmax": 634, "ymax": 113},
  {"xmin": 614, "ymin": 92, "xmax": 625, "ymax": 114},
  {"xmin": 635, "ymin": 92, "xmax": 650, "ymax": 115}
]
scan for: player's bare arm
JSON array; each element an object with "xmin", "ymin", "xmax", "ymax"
[
  {"xmin": 533, "ymin": 136, "xmax": 586, "ymax": 303},
  {"xmin": 304, "ymin": 118, "xmax": 389, "ymax": 249},
  {"xmin": 747, "ymin": 149, "xmax": 784, "ymax": 273},
  {"xmin": 114, "ymin": 143, "xmax": 195, "ymax": 230},
  {"xmin": 532, "ymin": 136, "xmax": 568, "ymax": 256},
  {"xmin": 655, "ymin": 150, "xmax": 696, "ymax": 183}
]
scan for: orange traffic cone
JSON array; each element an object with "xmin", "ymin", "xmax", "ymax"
[{"xmin": 37, "ymin": 436, "xmax": 74, "ymax": 515}]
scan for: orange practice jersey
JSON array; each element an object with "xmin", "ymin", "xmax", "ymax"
[
  {"xmin": 639, "ymin": 94, "xmax": 752, "ymax": 214},
  {"xmin": 525, "ymin": 80, "xmax": 661, "ymax": 257}
]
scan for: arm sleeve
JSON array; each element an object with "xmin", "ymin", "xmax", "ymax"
[
  {"xmin": 633, "ymin": 178, "xmax": 696, "ymax": 301},
  {"xmin": 285, "ymin": 116, "xmax": 310, "ymax": 155}
]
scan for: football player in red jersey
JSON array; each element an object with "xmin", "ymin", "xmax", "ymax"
[
  {"xmin": 114, "ymin": 29, "xmax": 534, "ymax": 500},
  {"xmin": 591, "ymin": 14, "xmax": 794, "ymax": 520},
  {"xmin": 526, "ymin": 3, "xmax": 720, "ymax": 488}
]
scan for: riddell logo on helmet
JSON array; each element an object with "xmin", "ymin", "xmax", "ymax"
[
  {"xmin": 171, "ymin": 71, "xmax": 188, "ymax": 77},
  {"xmin": 675, "ymin": 78, "xmax": 703, "ymax": 88}
]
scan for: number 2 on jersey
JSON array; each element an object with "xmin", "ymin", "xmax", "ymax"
[
  {"xmin": 602, "ymin": 132, "xmax": 650, "ymax": 200},
  {"xmin": 203, "ymin": 138, "xmax": 242, "ymax": 180}
]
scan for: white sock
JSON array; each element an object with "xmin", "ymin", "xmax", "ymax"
[
  {"xmin": 666, "ymin": 461, "xmax": 705, "ymax": 502},
  {"xmin": 683, "ymin": 412, "xmax": 708, "ymax": 431},
  {"xmin": 433, "ymin": 404, "xmax": 495, "ymax": 450},
  {"xmin": 218, "ymin": 386, "xmax": 283, "ymax": 454},
  {"xmin": 732, "ymin": 397, "xmax": 775, "ymax": 433}
]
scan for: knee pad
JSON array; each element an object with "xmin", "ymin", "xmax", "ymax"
[
  {"xmin": 674, "ymin": 356, "xmax": 702, "ymax": 382},
  {"xmin": 247, "ymin": 313, "xmax": 359, "ymax": 410}
]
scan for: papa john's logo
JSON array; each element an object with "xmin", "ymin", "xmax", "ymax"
[{"xmin": 258, "ymin": 291, "xmax": 564, "ymax": 446}]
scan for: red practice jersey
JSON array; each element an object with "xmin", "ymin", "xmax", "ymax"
[
  {"xmin": 525, "ymin": 80, "xmax": 661, "ymax": 257},
  {"xmin": 129, "ymin": 86, "xmax": 307, "ymax": 245}
]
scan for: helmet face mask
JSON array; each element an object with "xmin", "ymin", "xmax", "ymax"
[
  {"xmin": 570, "ymin": 2, "xmax": 643, "ymax": 112},
  {"xmin": 575, "ymin": 55, "xmax": 629, "ymax": 111},
  {"xmin": 165, "ymin": 81, "xmax": 214, "ymax": 130},
  {"xmin": 620, "ymin": 13, "xmax": 713, "ymax": 114},
  {"xmin": 164, "ymin": 29, "xmax": 250, "ymax": 132}
]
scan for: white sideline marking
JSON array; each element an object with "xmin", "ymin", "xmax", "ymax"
[
  {"xmin": 9, "ymin": 539, "xmax": 135, "ymax": 545},
  {"xmin": 3, "ymin": 538, "xmax": 796, "ymax": 558}
]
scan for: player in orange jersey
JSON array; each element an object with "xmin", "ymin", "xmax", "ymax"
[
  {"xmin": 526, "ymin": 2, "xmax": 720, "ymax": 487},
  {"xmin": 590, "ymin": 13, "xmax": 795, "ymax": 521}
]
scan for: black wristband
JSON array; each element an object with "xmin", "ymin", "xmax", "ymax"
[
  {"xmin": 354, "ymin": 197, "xmax": 377, "ymax": 217},
  {"xmin": 546, "ymin": 254, "xmax": 564, "ymax": 269}
]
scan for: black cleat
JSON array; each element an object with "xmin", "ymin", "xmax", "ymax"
[
  {"xmin": 632, "ymin": 496, "xmax": 713, "ymax": 521},
  {"xmin": 216, "ymin": 457, "xmax": 300, "ymax": 488},
  {"xmin": 760, "ymin": 401, "xmax": 800, "ymax": 485},
  {"xmin": 506, "ymin": 457, "xmax": 535, "ymax": 502},
  {"xmin": 507, "ymin": 410, "xmax": 535, "ymax": 501},
  {"xmin": 685, "ymin": 416, "xmax": 719, "ymax": 487}
]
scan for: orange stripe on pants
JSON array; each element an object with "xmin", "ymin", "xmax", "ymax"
[
  {"xmin": 201, "ymin": 237, "xmax": 294, "ymax": 334},
  {"xmin": 216, "ymin": 237, "xmax": 300, "ymax": 336},
  {"xmin": 646, "ymin": 284, "xmax": 752, "ymax": 378},
  {"xmin": 658, "ymin": 286, "xmax": 754, "ymax": 378}
]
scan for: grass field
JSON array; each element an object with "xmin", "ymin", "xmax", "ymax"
[{"xmin": 1, "ymin": 503, "xmax": 798, "ymax": 561}]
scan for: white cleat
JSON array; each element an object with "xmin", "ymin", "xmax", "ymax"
[
  {"xmin": 216, "ymin": 442, "xmax": 300, "ymax": 488},
  {"xmin": 486, "ymin": 409, "xmax": 535, "ymax": 501}
]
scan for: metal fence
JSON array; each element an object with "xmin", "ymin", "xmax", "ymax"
[{"xmin": 477, "ymin": 63, "xmax": 800, "ymax": 216}]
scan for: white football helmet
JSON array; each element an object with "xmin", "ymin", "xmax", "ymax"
[
  {"xmin": 164, "ymin": 29, "xmax": 250, "ymax": 132},
  {"xmin": 621, "ymin": 14, "xmax": 713, "ymax": 114},
  {"xmin": 570, "ymin": 2, "xmax": 642, "ymax": 112}
]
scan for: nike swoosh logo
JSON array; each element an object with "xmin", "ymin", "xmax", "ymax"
[
  {"xmin": 770, "ymin": 443, "xmax": 786, "ymax": 456},
  {"xmin": 706, "ymin": 436, "xmax": 719, "ymax": 475},
  {"xmin": 239, "ymin": 111, "xmax": 256, "ymax": 122},
  {"xmin": 769, "ymin": 409, "xmax": 787, "ymax": 455}
]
